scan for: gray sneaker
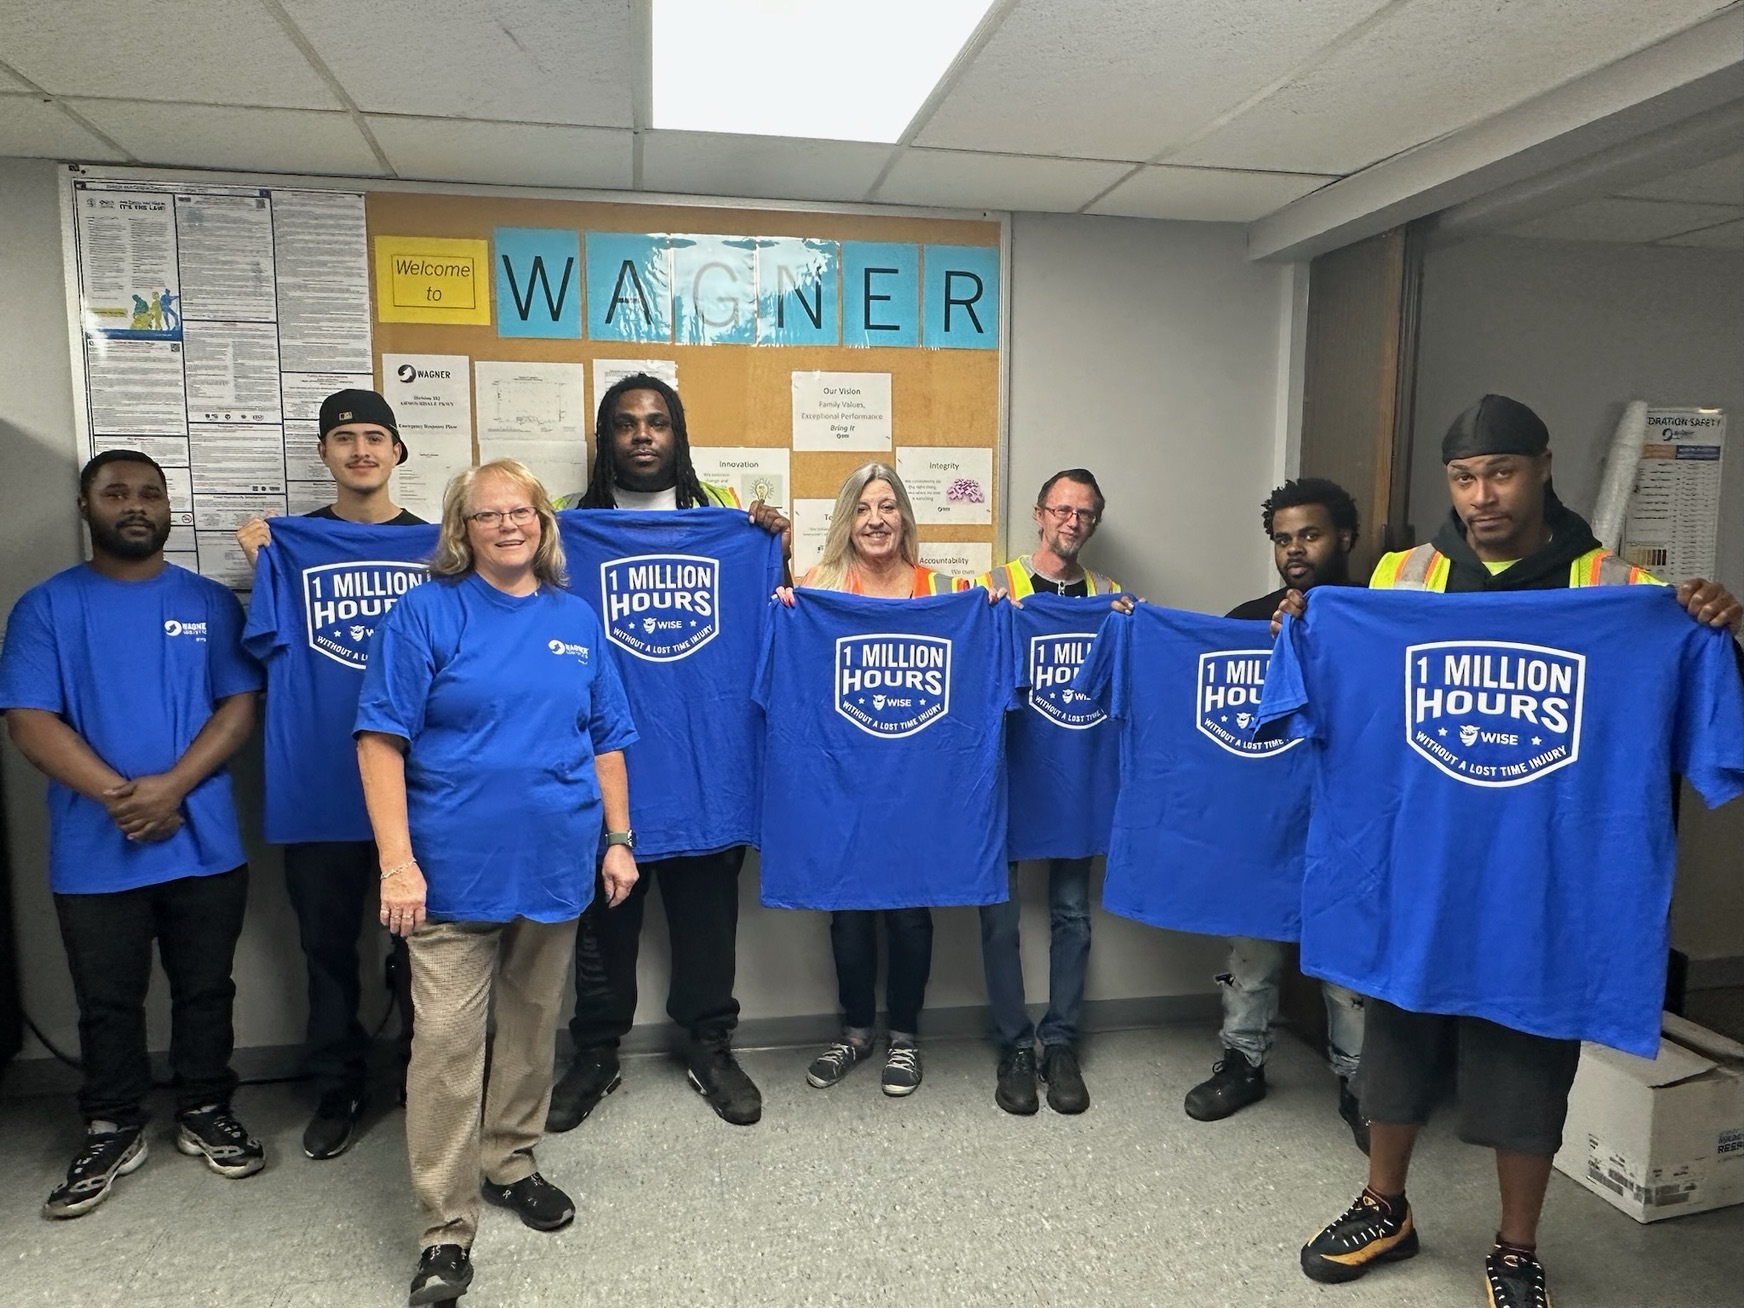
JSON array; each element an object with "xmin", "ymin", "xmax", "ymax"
[
  {"xmin": 881, "ymin": 1039, "xmax": 923, "ymax": 1097},
  {"xmin": 806, "ymin": 1037, "xmax": 872, "ymax": 1088}
]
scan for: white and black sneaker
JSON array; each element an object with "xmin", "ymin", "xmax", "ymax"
[
  {"xmin": 42, "ymin": 1121, "xmax": 148, "ymax": 1219},
  {"xmin": 881, "ymin": 1039, "xmax": 923, "ymax": 1097},
  {"xmin": 176, "ymin": 1103, "xmax": 266, "ymax": 1178}
]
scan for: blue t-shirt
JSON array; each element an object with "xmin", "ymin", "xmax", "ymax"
[
  {"xmin": 354, "ymin": 572, "xmax": 638, "ymax": 923},
  {"xmin": 556, "ymin": 509, "xmax": 783, "ymax": 860},
  {"xmin": 1074, "ymin": 604, "xmax": 1311, "ymax": 941},
  {"xmin": 0, "ymin": 563, "xmax": 261, "ymax": 894},
  {"xmin": 1257, "ymin": 585, "xmax": 1744, "ymax": 1056},
  {"xmin": 754, "ymin": 589, "xmax": 1014, "ymax": 910},
  {"xmin": 1006, "ymin": 592, "xmax": 1120, "ymax": 861},
  {"xmin": 243, "ymin": 517, "xmax": 438, "ymax": 843}
]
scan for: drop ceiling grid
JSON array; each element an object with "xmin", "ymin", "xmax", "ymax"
[
  {"xmin": 366, "ymin": 117, "xmax": 634, "ymax": 189},
  {"xmin": 1661, "ymin": 218, "xmax": 1744, "ymax": 249},
  {"xmin": 640, "ymin": 131, "xmax": 898, "ymax": 205},
  {"xmin": 0, "ymin": 93, "xmax": 129, "ymax": 161},
  {"xmin": 1621, "ymin": 150, "xmax": 1744, "ymax": 206},
  {"xmin": 911, "ymin": 0, "xmax": 1393, "ymax": 164},
  {"xmin": 874, "ymin": 149, "xmax": 1133, "ymax": 211},
  {"xmin": 278, "ymin": 0, "xmax": 636, "ymax": 126},
  {"xmin": 1171, "ymin": 0, "xmax": 1735, "ymax": 175},
  {"xmin": 1087, "ymin": 164, "xmax": 1335, "ymax": 222},
  {"xmin": 67, "ymin": 101, "xmax": 382, "ymax": 176},
  {"xmin": 3, "ymin": 0, "xmax": 339, "ymax": 109},
  {"xmin": 1504, "ymin": 196, "xmax": 1744, "ymax": 244}
]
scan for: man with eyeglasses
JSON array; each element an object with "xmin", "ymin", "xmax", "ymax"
[
  {"xmin": 975, "ymin": 469, "xmax": 1118, "ymax": 1115},
  {"xmin": 235, "ymin": 388, "xmax": 425, "ymax": 1162}
]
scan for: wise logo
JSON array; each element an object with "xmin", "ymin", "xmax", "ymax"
[
  {"xmin": 1028, "ymin": 633, "xmax": 1105, "ymax": 729},
  {"xmin": 163, "ymin": 618, "xmax": 209, "ymax": 642},
  {"xmin": 302, "ymin": 562, "xmax": 428, "ymax": 669},
  {"xmin": 600, "ymin": 554, "xmax": 719, "ymax": 661},
  {"xmin": 1197, "ymin": 650, "xmax": 1299, "ymax": 758},
  {"xmin": 1405, "ymin": 640, "xmax": 1584, "ymax": 786},
  {"xmin": 836, "ymin": 634, "xmax": 951, "ymax": 738}
]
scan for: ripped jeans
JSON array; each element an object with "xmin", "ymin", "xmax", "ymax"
[{"xmin": 1217, "ymin": 936, "xmax": 1364, "ymax": 1079}]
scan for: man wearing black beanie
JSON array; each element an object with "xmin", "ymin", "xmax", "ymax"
[{"xmin": 1284, "ymin": 395, "xmax": 1741, "ymax": 1308}]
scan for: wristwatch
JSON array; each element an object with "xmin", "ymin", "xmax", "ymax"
[{"xmin": 605, "ymin": 830, "xmax": 635, "ymax": 849}]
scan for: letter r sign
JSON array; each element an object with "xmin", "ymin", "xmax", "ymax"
[{"xmin": 923, "ymin": 245, "xmax": 999, "ymax": 350}]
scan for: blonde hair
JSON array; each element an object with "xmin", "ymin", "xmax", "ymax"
[
  {"xmin": 807, "ymin": 462, "xmax": 919, "ymax": 592},
  {"xmin": 430, "ymin": 459, "xmax": 568, "ymax": 588}
]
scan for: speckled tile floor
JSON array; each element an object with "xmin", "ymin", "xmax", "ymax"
[{"xmin": 4, "ymin": 1026, "xmax": 1740, "ymax": 1307}]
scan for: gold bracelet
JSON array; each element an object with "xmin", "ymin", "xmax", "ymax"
[{"xmin": 380, "ymin": 859, "xmax": 418, "ymax": 880}]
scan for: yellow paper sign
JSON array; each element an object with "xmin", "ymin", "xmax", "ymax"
[{"xmin": 374, "ymin": 236, "xmax": 492, "ymax": 325}]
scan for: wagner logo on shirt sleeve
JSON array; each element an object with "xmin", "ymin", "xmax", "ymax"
[
  {"xmin": 302, "ymin": 562, "xmax": 428, "ymax": 669},
  {"xmin": 1029, "ymin": 633, "xmax": 1106, "ymax": 729},
  {"xmin": 1406, "ymin": 640, "xmax": 1584, "ymax": 786},
  {"xmin": 836, "ymin": 634, "xmax": 951, "ymax": 738},
  {"xmin": 600, "ymin": 554, "xmax": 719, "ymax": 662},
  {"xmin": 1198, "ymin": 650, "xmax": 1300, "ymax": 757}
]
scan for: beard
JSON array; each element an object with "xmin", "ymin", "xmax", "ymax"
[
  {"xmin": 89, "ymin": 514, "xmax": 171, "ymax": 560},
  {"xmin": 614, "ymin": 452, "xmax": 677, "ymax": 494}
]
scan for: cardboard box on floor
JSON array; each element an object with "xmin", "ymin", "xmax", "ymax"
[{"xmin": 1554, "ymin": 1013, "xmax": 1744, "ymax": 1222}]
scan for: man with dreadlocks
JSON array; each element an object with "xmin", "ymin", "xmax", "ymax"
[{"xmin": 548, "ymin": 373, "xmax": 789, "ymax": 1130}]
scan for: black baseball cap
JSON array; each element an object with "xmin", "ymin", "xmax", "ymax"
[{"xmin": 320, "ymin": 389, "xmax": 407, "ymax": 464}]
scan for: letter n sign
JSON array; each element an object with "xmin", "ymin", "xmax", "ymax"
[
  {"xmin": 923, "ymin": 245, "xmax": 999, "ymax": 350},
  {"xmin": 495, "ymin": 228, "xmax": 580, "ymax": 339}
]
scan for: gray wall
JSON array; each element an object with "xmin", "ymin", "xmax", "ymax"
[
  {"xmin": 0, "ymin": 160, "xmax": 1297, "ymax": 1063},
  {"xmin": 1409, "ymin": 233, "xmax": 1744, "ymax": 963}
]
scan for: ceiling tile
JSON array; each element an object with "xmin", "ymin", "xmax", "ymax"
[
  {"xmin": 1660, "ymin": 218, "xmax": 1744, "ymax": 249},
  {"xmin": 916, "ymin": 0, "xmax": 1390, "ymax": 163},
  {"xmin": 874, "ymin": 149, "xmax": 1130, "ymax": 213},
  {"xmin": 1622, "ymin": 151, "xmax": 1744, "ymax": 206},
  {"xmin": 1087, "ymin": 165, "xmax": 1334, "ymax": 222},
  {"xmin": 369, "ymin": 117, "xmax": 633, "ymax": 189},
  {"xmin": 281, "ymin": 0, "xmax": 634, "ymax": 126},
  {"xmin": 3, "ymin": 1, "xmax": 337, "ymax": 108},
  {"xmin": 0, "ymin": 93, "xmax": 129, "ymax": 161},
  {"xmin": 0, "ymin": 64, "xmax": 33, "ymax": 92},
  {"xmin": 1173, "ymin": 0, "xmax": 1727, "ymax": 175},
  {"xmin": 1503, "ymin": 197, "xmax": 1744, "ymax": 244},
  {"xmin": 67, "ymin": 101, "xmax": 382, "ymax": 176},
  {"xmin": 642, "ymin": 131, "xmax": 894, "ymax": 203}
]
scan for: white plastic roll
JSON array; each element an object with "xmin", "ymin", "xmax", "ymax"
[{"xmin": 1591, "ymin": 399, "xmax": 1649, "ymax": 553}]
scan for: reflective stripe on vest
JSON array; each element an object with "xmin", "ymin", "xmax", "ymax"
[
  {"xmin": 974, "ymin": 556, "xmax": 1119, "ymax": 597},
  {"xmin": 1373, "ymin": 543, "xmax": 1655, "ymax": 591}
]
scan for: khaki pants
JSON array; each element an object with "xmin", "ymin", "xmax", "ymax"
[{"xmin": 404, "ymin": 916, "xmax": 576, "ymax": 1248}]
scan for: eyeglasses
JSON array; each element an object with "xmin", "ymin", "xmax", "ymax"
[
  {"xmin": 1040, "ymin": 504, "xmax": 1100, "ymax": 527},
  {"xmin": 467, "ymin": 506, "xmax": 536, "ymax": 528}
]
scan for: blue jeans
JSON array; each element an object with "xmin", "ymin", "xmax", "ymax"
[
  {"xmin": 1217, "ymin": 936, "xmax": 1364, "ymax": 1079},
  {"xmin": 978, "ymin": 858, "xmax": 1092, "ymax": 1049}
]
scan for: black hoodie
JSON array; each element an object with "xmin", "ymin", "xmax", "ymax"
[{"xmin": 1428, "ymin": 487, "xmax": 1599, "ymax": 593}]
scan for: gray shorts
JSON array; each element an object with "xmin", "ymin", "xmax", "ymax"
[{"xmin": 1358, "ymin": 998, "xmax": 1581, "ymax": 1156}]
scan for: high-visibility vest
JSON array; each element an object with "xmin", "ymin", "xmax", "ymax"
[
  {"xmin": 1370, "ymin": 542, "xmax": 1656, "ymax": 591},
  {"xmin": 845, "ymin": 565, "xmax": 968, "ymax": 597},
  {"xmin": 975, "ymin": 555, "xmax": 1120, "ymax": 598},
  {"xmin": 555, "ymin": 480, "xmax": 740, "ymax": 510}
]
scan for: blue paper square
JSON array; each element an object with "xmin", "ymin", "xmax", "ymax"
[
  {"xmin": 494, "ymin": 227, "xmax": 581, "ymax": 338},
  {"xmin": 671, "ymin": 235, "xmax": 758, "ymax": 345},
  {"xmin": 922, "ymin": 245, "xmax": 1000, "ymax": 350},
  {"xmin": 841, "ymin": 242, "xmax": 918, "ymax": 348},
  {"xmin": 586, "ymin": 233, "xmax": 672, "ymax": 342},
  {"xmin": 756, "ymin": 238, "xmax": 838, "ymax": 346}
]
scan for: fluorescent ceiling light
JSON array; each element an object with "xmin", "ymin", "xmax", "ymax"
[{"xmin": 653, "ymin": 0, "xmax": 996, "ymax": 143}]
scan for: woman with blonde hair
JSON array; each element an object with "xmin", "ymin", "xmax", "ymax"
[{"xmin": 355, "ymin": 459, "xmax": 639, "ymax": 1305}]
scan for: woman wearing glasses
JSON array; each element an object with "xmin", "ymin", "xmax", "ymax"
[{"xmin": 355, "ymin": 459, "xmax": 638, "ymax": 1306}]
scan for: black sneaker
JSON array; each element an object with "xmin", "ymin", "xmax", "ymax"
[
  {"xmin": 1301, "ymin": 1188, "xmax": 1420, "ymax": 1284},
  {"xmin": 806, "ymin": 1037, "xmax": 871, "ymax": 1088},
  {"xmin": 42, "ymin": 1121, "xmax": 147, "ymax": 1219},
  {"xmin": 409, "ymin": 1243, "xmax": 473, "ymax": 1305},
  {"xmin": 303, "ymin": 1092, "xmax": 366, "ymax": 1161},
  {"xmin": 1485, "ymin": 1244, "xmax": 1551, "ymax": 1308},
  {"xmin": 176, "ymin": 1104, "xmax": 266, "ymax": 1179},
  {"xmin": 686, "ymin": 1040, "xmax": 762, "ymax": 1126},
  {"xmin": 1183, "ymin": 1049, "xmax": 1266, "ymax": 1121},
  {"xmin": 545, "ymin": 1048, "xmax": 621, "ymax": 1133},
  {"xmin": 881, "ymin": 1039, "xmax": 922, "ymax": 1097},
  {"xmin": 995, "ymin": 1046, "xmax": 1038, "ymax": 1115},
  {"xmin": 1041, "ymin": 1044, "xmax": 1090, "ymax": 1114},
  {"xmin": 1338, "ymin": 1077, "xmax": 1371, "ymax": 1156},
  {"xmin": 480, "ymin": 1171, "xmax": 574, "ymax": 1232}
]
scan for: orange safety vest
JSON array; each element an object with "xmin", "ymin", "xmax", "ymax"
[
  {"xmin": 1370, "ymin": 543, "xmax": 1656, "ymax": 591},
  {"xmin": 974, "ymin": 555, "xmax": 1119, "ymax": 598}
]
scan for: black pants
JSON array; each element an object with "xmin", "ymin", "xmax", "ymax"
[
  {"xmin": 283, "ymin": 840, "xmax": 413, "ymax": 1100},
  {"xmin": 54, "ymin": 866, "xmax": 249, "ymax": 1126},
  {"xmin": 830, "ymin": 908, "xmax": 934, "ymax": 1035},
  {"xmin": 568, "ymin": 847, "xmax": 745, "ymax": 1051}
]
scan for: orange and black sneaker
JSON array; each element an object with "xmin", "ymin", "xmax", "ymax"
[
  {"xmin": 1300, "ymin": 1187, "xmax": 1420, "ymax": 1284},
  {"xmin": 1485, "ymin": 1243, "xmax": 1551, "ymax": 1308}
]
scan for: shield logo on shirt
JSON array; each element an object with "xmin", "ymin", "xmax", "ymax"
[
  {"xmin": 835, "ymin": 634, "xmax": 951, "ymax": 738},
  {"xmin": 1196, "ymin": 650, "xmax": 1300, "ymax": 758},
  {"xmin": 302, "ymin": 562, "xmax": 429, "ymax": 669},
  {"xmin": 599, "ymin": 554, "xmax": 720, "ymax": 662},
  {"xmin": 1405, "ymin": 640, "xmax": 1584, "ymax": 786},
  {"xmin": 1028, "ymin": 632, "xmax": 1106, "ymax": 730}
]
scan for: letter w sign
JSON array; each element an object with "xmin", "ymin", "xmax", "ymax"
[{"xmin": 494, "ymin": 227, "xmax": 580, "ymax": 338}]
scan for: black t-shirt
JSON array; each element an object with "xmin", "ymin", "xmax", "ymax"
[
  {"xmin": 1025, "ymin": 567, "xmax": 1090, "ymax": 598},
  {"xmin": 305, "ymin": 505, "xmax": 427, "ymax": 526},
  {"xmin": 1225, "ymin": 586, "xmax": 1287, "ymax": 621}
]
